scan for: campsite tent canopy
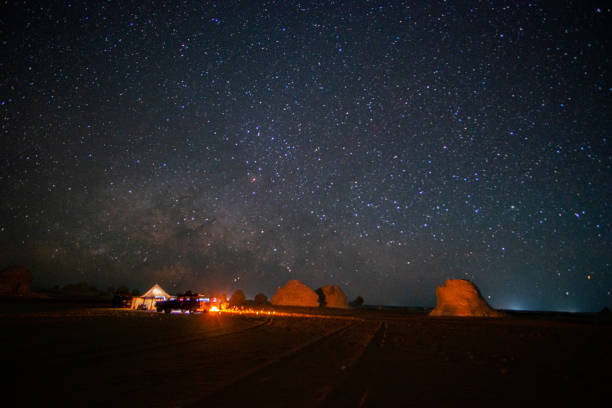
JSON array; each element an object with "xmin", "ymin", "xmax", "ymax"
[{"xmin": 131, "ymin": 284, "xmax": 171, "ymax": 310}]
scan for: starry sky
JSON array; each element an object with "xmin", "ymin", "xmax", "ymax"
[{"xmin": 1, "ymin": 1, "xmax": 610, "ymax": 311}]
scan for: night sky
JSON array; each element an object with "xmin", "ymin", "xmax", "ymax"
[{"xmin": 1, "ymin": 1, "xmax": 610, "ymax": 312}]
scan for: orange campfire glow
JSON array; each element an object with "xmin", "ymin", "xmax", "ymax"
[{"xmin": 209, "ymin": 307, "xmax": 347, "ymax": 320}]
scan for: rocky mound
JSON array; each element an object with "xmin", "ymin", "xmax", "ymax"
[
  {"xmin": 319, "ymin": 285, "xmax": 348, "ymax": 308},
  {"xmin": 270, "ymin": 280, "xmax": 319, "ymax": 307},
  {"xmin": 430, "ymin": 279, "xmax": 502, "ymax": 317},
  {"xmin": 0, "ymin": 265, "xmax": 33, "ymax": 296}
]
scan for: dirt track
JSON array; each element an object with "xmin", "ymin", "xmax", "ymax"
[{"xmin": 3, "ymin": 307, "xmax": 611, "ymax": 407}]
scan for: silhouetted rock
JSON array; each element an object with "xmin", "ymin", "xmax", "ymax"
[
  {"xmin": 270, "ymin": 280, "xmax": 319, "ymax": 307},
  {"xmin": 598, "ymin": 306, "xmax": 612, "ymax": 322},
  {"xmin": 230, "ymin": 289, "xmax": 246, "ymax": 307},
  {"xmin": 430, "ymin": 279, "xmax": 503, "ymax": 317},
  {"xmin": 349, "ymin": 296, "xmax": 364, "ymax": 308},
  {"xmin": 0, "ymin": 265, "xmax": 33, "ymax": 296},
  {"xmin": 319, "ymin": 285, "xmax": 348, "ymax": 308},
  {"xmin": 254, "ymin": 293, "xmax": 268, "ymax": 305}
]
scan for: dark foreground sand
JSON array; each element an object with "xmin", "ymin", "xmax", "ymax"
[{"xmin": 2, "ymin": 301, "xmax": 611, "ymax": 407}]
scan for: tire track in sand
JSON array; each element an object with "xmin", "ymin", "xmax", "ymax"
[
  {"xmin": 33, "ymin": 316, "xmax": 274, "ymax": 367},
  {"xmin": 187, "ymin": 319, "xmax": 384, "ymax": 408},
  {"xmin": 318, "ymin": 319, "xmax": 389, "ymax": 407}
]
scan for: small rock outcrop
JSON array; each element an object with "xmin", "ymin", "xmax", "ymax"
[
  {"xmin": 430, "ymin": 279, "xmax": 502, "ymax": 317},
  {"xmin": 254, "ymin": 293, "xmax": 268, "ymax": 305},
  {"xmin": 270, "ymin": 280, "xmax": 319, "ymax": 307},
  {"xmin": 229, "ymin": 289, "xmax": 246, "ymax": 307},
  {"xmin": 0, "ymin": 266, "xmax": 33, "ymax": 296},
  {"xmin": 319, "ymin": 285, "xmax": 348, "ymax": 308}
]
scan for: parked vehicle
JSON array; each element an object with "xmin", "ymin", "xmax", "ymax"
[
  {"xmin": 112, "ymin": 291, "xmax": 132, "ymax": 308},
  {"xmin": 155, "ymin": 291, "xmax": 205, "ymax": 313}
]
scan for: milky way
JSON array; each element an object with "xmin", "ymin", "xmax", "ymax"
[{"xmin": 1, "ymin": 1, "xmax": 610, "ymax": 311}]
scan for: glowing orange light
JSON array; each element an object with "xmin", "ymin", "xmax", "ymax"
[{"xmin": 210, "ymin": 306, "xmax": 220, "ymax": 312}]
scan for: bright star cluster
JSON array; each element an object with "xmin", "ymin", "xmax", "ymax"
[{"xmin": 1, "ymin": 1, "xmax": 610, "ymax": 311}]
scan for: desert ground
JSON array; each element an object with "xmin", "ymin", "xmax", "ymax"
[{"xmin": 2, "ymin": 300, "xmax": 611, "ymax": 407}]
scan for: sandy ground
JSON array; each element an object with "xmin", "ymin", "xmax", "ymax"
[{"xmin": 2, "ymin": 302, "xmax": 611, "ymax": 407}]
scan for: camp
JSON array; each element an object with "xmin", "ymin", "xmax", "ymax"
[{"xmin": 131, "ymin": 284, "xmax": 170, "ymax": 311}]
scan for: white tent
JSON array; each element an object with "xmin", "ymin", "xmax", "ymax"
[{"xmin": 131, "ymin": 284, "xmax": 171, "ymax": 311}]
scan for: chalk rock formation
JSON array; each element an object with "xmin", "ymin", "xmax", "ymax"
[
  {"xmin": 271, "ymin": 280, "xmax": 319, "ymax": 307},
  {"xmin": 0, "ymin": 266, "xmax": 33, "ymax": 296},
  {"xmin": 319, "ymin": 285, "xmax": 348, "ymax": 308},
  {"xmin": 254, "ymin": 293, "xmax": 268, "ymax": 306},
  {"xmin": 430, "ymin": 279, "xmax": 502, "ymax": 317}
]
